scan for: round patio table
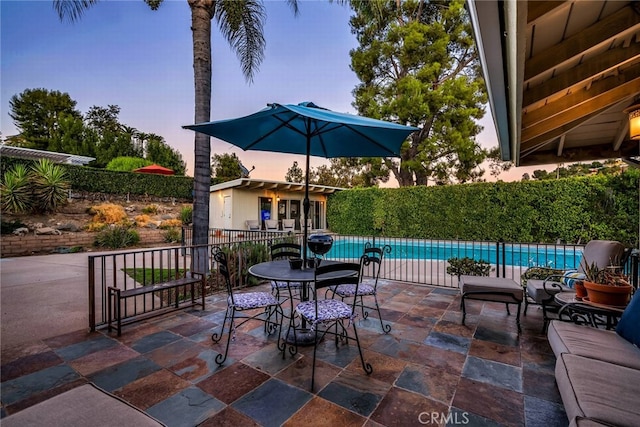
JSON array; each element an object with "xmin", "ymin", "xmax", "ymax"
[{"xmin": 249, "ymin": 259, "xmax": 354, "ymax": 345}]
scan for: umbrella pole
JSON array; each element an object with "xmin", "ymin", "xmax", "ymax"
[{"xmin": 303, "ymin": 132, "xmax": 311, "ymax": 269}]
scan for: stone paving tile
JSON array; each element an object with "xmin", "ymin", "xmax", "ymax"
[
  {"xmin": 146, "ymin": 386, "xmax": 225, "ymax": 426},
  {"xmin": 284, "ymin": 396, "xmax": 366, "ymax": 427},
  {"xmin": 370, "ymin": 387, "xmax": 448, "ymax": 427},
  {"xmin": 0, "ymin": 351, "xmax": 63, "ymax": 382},
  {"xmin": 130, "ymin": 330, "xmax": 182, "ymax": 354},
  {"xmin": 0, "ymin": 364, "xmax": 80, "ymax": 406},
  {"xmin": 468, "ymin": 338, "xmax": 521, "ymax": 366},
  {"xmin": 88, "ymin": 355, "xmax": 161, "ymax": 392},
  {"xmin": 395, "ymin": 364, "xmax": 459, "ymax": 405},
  {"xmin": 68, "ymin": 343, "xmax": 140, "ymax": 376},
  {"xmin": 318, "ymin": 381, "xmax": 383, "ymax": 417},
  {"xmin": 198, "ymin": 406, "xmax": 260, "ymax": 426},
  {"xmin": 54, "ymin": 334, "xmax": 119, "ymax": 361},
  {"xmin": 169, "ymin": 348, "xmax": 224, "ymax": 382},
  {"xmin": 462, "ymin": 356, "xmax": 523, "ymax": 393},
  {"xmin": 424, "ymin": 331, "xmax": 472, "ymax": 355},
  {"xmin": 197, "ymin": 362, "xmax": 270, "ymax": 404},
  {"xmin": 113, "ymin": 369, "xmax": 191, "ymax": 410},
  {"xmin": 452, "ymin": 377, "xmax": 524, "ymax": 427},
  {"xmin": 523, "ymin": 395, "xmax": 567, "ymax": 427},
  {"xmin": 231, "ymin": 378, "xmax": 312, "ymax": 426}
]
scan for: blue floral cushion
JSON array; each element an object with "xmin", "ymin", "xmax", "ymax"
[
  {"xmin": 333, "ymin": 283, "xmax": 375, "ymax": 297},
  {"xmin": 561, "ymin": 270, "xmax": 585, "ymax": 288},
  {"xmin": 230, "ymin": 292, "xmax": 279, "ymax": 310},
  {"xmin": 295, "ymin": 299, "xmax": 353, "ymax": 325},
  {"xmin": 270, "ymin": 280, "xmax": 303, "ymax": 290},
  {"xmin": 616, "ymin": 291, "xmax": 640, "ymax": 347}
]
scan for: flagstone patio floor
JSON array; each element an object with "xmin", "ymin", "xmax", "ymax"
[{"xmin": 0, "ymin": 280, "xmax": 566, "ymax": 426}]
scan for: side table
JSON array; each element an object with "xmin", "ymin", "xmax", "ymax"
[{"xmin": 554, "ymin": 292, "xmax": 626, "ymax": 330}]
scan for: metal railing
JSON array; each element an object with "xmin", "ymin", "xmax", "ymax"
[{"xmin": 89, "ymin": 230, "xmax": 639, "ymax": 330}]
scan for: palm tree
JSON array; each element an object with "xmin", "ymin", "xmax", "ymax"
[{"xmin": 53, "ymin": 0, "xmax": 298, "ymax": 270}]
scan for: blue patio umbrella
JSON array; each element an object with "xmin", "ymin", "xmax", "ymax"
[{"xmin": 184, "ymin": 102, "xmax": 418, "ymax": 264}]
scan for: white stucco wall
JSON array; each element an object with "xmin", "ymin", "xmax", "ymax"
[{"xmin": 209, "ymin": 187, "xmax": 328, "ymax": 230}]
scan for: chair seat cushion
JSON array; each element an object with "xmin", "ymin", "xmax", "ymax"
[
  {"xmin": 230, "ymin": 292, "xmax": 279, "ymax": 310},
  {"xmin": 295, "ymin": 299, "xmax": 353, "ymax": 324},
  {"xmin": 333, "ymin": 283, "xmax": 375, "ymax": 297},
  {"xmin": 556, "ymin": 353, "xmax": 640, "ymax": 427},
  {"xmin": 271, "ymin": 280, "xmax": 303, "ymax": 290},
  {"xmin": 526, "ymin": 279, "xmax": 572, "ymax": 304}
]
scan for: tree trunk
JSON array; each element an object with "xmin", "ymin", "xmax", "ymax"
[{"xmin": 189, "ymin": 0, "xmax": 214, "ymax": 273}]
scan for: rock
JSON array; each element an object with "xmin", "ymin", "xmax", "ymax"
[
  {"xmin": 35, "ymin": 227, "xmax": 62, "ymax": 235},
  {"xmin": 57, "ymin": 223, "xmax": 81, "ymax": 232},
  {"xmin": 32, "ymin": 223, "xmax": 44, "ymax": 230},
  {"xmin": 12, "ymin": 227, "xmax": 29, "ymax": 236}
]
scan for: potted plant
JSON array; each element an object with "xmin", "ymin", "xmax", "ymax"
[{"xmin": 581, "ymin": 262, "xmax": 632, "ymax": 306}]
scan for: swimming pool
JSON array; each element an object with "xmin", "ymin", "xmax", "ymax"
[{"xmin": 324, "ymin": 238, "xmax": 583, "ymax": 269}]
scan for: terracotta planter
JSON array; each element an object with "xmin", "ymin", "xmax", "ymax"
[
  {"xmin": 574, "ymin": 281, "xmax": 587, "ymax": 300},
  {"xmin": 583, "ymin": 281, "xmax": 632, "ymax": 306}
]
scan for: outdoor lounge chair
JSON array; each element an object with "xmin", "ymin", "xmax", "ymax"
[
  {"xmin": 282, "ymin": 219, "xmax": 295, "ymax": 232},
  {"xmin": 523, "ymin": 240, "xmax": 627, "ymax": 332},
  {"xmin": 246, "ymin": 219, "xmax": 260, "ymax": 230},
  {"xmin": 265, "ymin": 219, "xmax": 279, "ymax": 231}
]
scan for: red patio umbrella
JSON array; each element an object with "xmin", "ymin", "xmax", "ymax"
[{"xmin": 133, "ymin": 164, "xmax": 174, "ymax": 175}]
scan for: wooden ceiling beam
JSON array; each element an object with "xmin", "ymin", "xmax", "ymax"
[
  {"xmin": 521, "ymin": 77, "xmax": 640, "ymax": 150},
  {"xmin": 522, "ymin": 63, "xmax": 640, "ymax": 131},
  {"xmin": 527, "ymin": 1, "xmax": 568, "ymax": 24},
  {"xmin": 520, "ymin": 141, "xmax": 640, "ymax": 166},
  {"xmin": 523, "ymin": 42, "xmax": 640, "ymax": 108},
  {"xmin": 525, "ymin": 5, "xmax": 640, "ymax": 81}
]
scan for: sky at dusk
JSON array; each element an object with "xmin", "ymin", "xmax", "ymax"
[{"xmin": 1, "ymin": 0, "xmax": 537, "ymax": 184}]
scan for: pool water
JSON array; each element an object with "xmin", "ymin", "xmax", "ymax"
[{"xmin": 325, "ymin": 239, "xmax": 583, "ymax": 269}]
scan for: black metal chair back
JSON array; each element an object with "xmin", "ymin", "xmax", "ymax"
[{"xmin": 271, "ymin": 243, "xmax": 302, "ymax": 260}]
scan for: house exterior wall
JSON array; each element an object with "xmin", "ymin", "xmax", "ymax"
[{"xmin": 209, "ymin": 187, "xmax": 328, "ymax": 230}]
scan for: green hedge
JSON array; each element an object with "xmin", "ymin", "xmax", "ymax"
[
  {"xmin": 2, "ymin": 157, "xmax": 194, "ymax": 199},
  {"xmin": 327, "ymin": 170, "xmax": 640, "ymax": 246}
]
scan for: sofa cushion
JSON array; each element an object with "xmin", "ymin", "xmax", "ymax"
[
  {"xmin": 526, "ymin": 279, "xmax": 571, "ymax": 304},
  {"xmin": 548, "ymin": 321, "xmax": 640, "ymax": 370},
  {"xmin": 556, "ymin": 353, "xmax": 640, "ymax": 427},
  {"xmin": 616, "ymin": 291, "xmax": 640, "ymax": 348},
  {"xmin": 570, "ymin": 417, "xmax": 618, "ymax": 427}
]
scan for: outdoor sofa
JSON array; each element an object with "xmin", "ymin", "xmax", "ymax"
[{"xmin": 547, "ymin": 291, "xmax": 640, "ymax": 426}]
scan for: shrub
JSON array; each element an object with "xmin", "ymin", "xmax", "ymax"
[
  {"xmin": 160, "ymin": 218, "xmax": 182, "ymax": 229},
  {"xmin": 94, "ymin": 225, "xmax": 140, "ymax": 249},
  {"xmin": 30, "ymin": 159, "xmax": 70, "ymax": 213},
  {"xmin": 163, "ymin": 227, "xmax": 181, "ymax": 243},
  {"xmin": 134, "ymin": 214, "xmax": 152, "ymax": 227},
  {"xmin": 88, "ymin": 203, "xmax": 128, "ymax": 224},
  {"xmin": 106, "ymin": 157, "xmax": 151, "ymax": 172},
  {"xmin": 446, "ymin": 257, "xmax": 492, "ymax": 278},
  {"xmin": 142, "ymin": 204, "xmax": 159, "ymax": 215},
  {"xmin": 1, "ymin": 164, "xmax": 32, "ymax": 213},
  {"xmin": 180, "ymin": 205, "xmax": 193, "ymax": 224}
]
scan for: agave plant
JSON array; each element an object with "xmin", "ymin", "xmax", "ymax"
[
  {"xmin": 1, "ymin": 163, "xmax": 32, "ymax": 213},
  {"xmin": 30, "ymin": 159, "xmax": 70, "ymax": 213}
]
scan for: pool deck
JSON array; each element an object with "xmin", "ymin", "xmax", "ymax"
[{"xmin": 1, "ymin": 252, "xmax": 566, "ymax": 426}]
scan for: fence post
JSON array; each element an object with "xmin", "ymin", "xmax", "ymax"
[
  {"xmin": 88, "ymin": 256, "xmax": 96, "ymax": 331},
  {"xmin": 501, "ymin": 241, "xmax": 506, "ymax": 278},
  {"xmin": 495, "ymin": 241, "xmax": 501, "ymax": 278}
]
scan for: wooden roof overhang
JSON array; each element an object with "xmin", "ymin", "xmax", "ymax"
[{"xmin": 469, "ymin": 0, "xmax": 640, "ymax": 167}]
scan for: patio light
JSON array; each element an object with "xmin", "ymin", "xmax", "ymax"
[{"xmin": 625, "ymin": 103, "xmax": 640, "ymax": 140}]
